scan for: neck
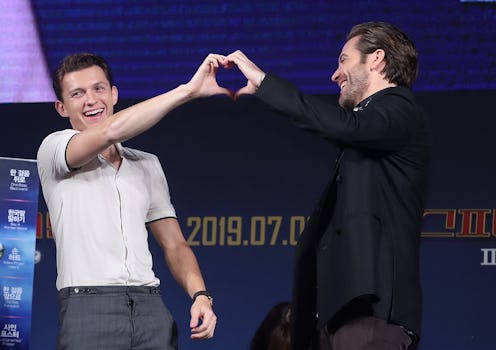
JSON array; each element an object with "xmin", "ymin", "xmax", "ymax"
[
  {"xmin": 101, "ymin": 144, "xmax": 116, "ymax": 157},
  {"xmin": 101, "ymin": 144, "xmax": 122, "ymax": 170}
]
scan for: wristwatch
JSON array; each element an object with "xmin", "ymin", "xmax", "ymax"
[{"xmin": 192, "ymin": 290, "xmax": 213, "ymax": 307}]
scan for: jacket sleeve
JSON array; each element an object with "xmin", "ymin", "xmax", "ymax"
[{"xmin": 255, "ymin": 73, "xmax": 424, "ymax": 152}]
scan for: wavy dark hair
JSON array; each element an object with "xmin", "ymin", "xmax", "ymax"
[
  {"xmin": 250, "ymin": 302, "xmax": 291, "ymax": 350},
  {"xmin": 52, "ymin": 52, "xmax": 113, "ymax": 101},
  {"xmin": 348, "ymin": 22, "xmax": 418, "ymax": 88}
]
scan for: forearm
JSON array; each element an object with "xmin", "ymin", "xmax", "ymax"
[
  {"xmin": 104, "ymin": 84, "xmax": 194, "ymax": 144},
  {"xmin": 164, "ymin": 242, "xmax": 207, "ymax": 297}
]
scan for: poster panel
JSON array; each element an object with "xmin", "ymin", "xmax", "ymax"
[{"xmin": 0, "ymin": 158, "xmax": 39, "ymax": 349}]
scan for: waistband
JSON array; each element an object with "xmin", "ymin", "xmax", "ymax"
[{"xmin": 58, "ymin": 285, "xmax": 161, "ymax": 296}]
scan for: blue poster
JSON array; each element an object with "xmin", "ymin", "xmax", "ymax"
[{"xmin": 0, "ymin": 157, "xmax": 39, "ymax": 349}]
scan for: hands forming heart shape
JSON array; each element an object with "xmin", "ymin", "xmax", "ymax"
[{"xmin": 188, "ymin": 50, "xmax": 266, "ymax": 100}]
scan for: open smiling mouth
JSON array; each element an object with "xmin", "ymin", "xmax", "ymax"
[{"xmin": 84, "ymin": 108, "xmax": 104, "ymax": 118}]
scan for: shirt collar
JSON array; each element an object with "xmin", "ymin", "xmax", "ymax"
[
  {"xmin": 353, "ymin": 96, "xmax": 373, "ymax": 112},
  {"xmin": 114, "ymin": 143, "xmax": 124, "ymax": 157},
  {"xmin": 352, "ymin": 86, "xmax": 400, "ymax": 112}
]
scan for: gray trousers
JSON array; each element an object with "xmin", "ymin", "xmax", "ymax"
[{"xmin": 57, "ymin": 286, "xmax": 178, "ymax": 350}]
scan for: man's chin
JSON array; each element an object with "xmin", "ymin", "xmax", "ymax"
[
  {"xmin": 84, "ymin": 115, "xmax": 105, "ymax": 124},
  {"xmin": 338, "ymin": 96, "xmax": 355, "ymax": 109}
]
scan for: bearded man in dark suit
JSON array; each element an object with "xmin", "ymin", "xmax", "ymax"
[{"xmin": 224, "ymin": 21, "xmax": 430, "ymax": 350}]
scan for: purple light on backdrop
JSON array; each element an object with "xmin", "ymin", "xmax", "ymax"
[{"xmin": 0, "ymin": 0, "xmax": 54, "ymax": 103}]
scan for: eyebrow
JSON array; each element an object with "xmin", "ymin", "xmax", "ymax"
[
  {"xmin": 67, "ymin": 81, "xmax": 108, "ymax": 94},
  {"xmin": 67, "ymin": 87, "xmax": 84, "ymax": 95},
  {"xmin": 91, "ymin": 81, "xmax": 108, "ymax": 88}
]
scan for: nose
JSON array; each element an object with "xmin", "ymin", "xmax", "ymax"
[
  {"xmin": 84, "ymin": 90, "xmax": 97, "ymax": 105},
  {"xmin": 331, "ymin": 67, "xmax": 340, "ymax": 83}
]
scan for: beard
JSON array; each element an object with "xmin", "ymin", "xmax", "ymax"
[{"xmin": 338, "ymin": 65, "xmax": 369, "ymax": 109}]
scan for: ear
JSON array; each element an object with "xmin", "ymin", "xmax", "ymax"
[
  {"xmin": 370, "ymin": 49, "xmax": 386, "ymax": 71},
  {"xmin": 55, "ymin": 100, "xmax": 69, "ymax": 118},
  {"xmin": 112, "ymin": 85, "xmax": 118, "ymax": 106}
]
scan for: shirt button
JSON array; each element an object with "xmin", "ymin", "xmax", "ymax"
[{"xmin": 336, "ymin": 174, "xmax": 342, "ymax": 183}]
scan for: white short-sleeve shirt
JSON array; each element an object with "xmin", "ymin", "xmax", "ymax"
[{"xmin": 37, "ymin": 129, "xmax": 177, "ymax": 290}]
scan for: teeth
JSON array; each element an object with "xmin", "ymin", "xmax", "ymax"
[
  {"xmin": 340, "ymin": 82, "xmax": 346, "ymax": 89},
  {"xmin": 84, "ymin": 108, "xmax": 103, "ymax": 116}
]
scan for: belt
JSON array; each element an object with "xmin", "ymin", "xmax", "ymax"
[{"xmin": 58, "ymin": 285, "xmax": 161, "ymax": 296}]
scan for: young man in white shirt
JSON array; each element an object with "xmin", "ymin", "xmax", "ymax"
[{"xmin": 37, "ymin": 52, "xmax": 229, "ymax": 350}]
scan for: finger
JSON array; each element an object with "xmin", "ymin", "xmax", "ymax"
[
  {"xmin": 234, "ymin": 85, "xmax": 256, "ymax": 100},
  {"xmin": 207, "ymin": 53, "xmax": 227, "ymax": 60},
  {"xmin": 206, "ymin": 59, "xmax": 219, "ymax": 70},
  {"xmin": 227, "ymin": 50, "xmax": 247, "ymax": 61},
  {"xmin": 191, "ymin": 320, "xmax": 216, "ymax": 339},
  {"xmin": 233, "ymin": 49, "xmax": 247, "ymax": 58},
  {"xmin": 189, "ymin": 308, "xmax": 200, "ymax": 328},
  {"xmin": 208, "ymin": 82, "xmax": 234, "ymax": 98},
  {"xmin": 225, "ymin": 52, "xmax": 241, "ymax": 65},
  {"xmin": 191, "ymin": 330, "xmax": 211, "ymax": 340},
  {"xmin": 220, "ymin": 59, "xmax": 235, "ymax": 69},
  {"xmin": 190, "ymin": 321, "xmax": 209, "ymax": 338},
  {"xmin": 190, "ymin": 309, "xmax": 216, "ymax": 337},
  {"xmin": 214, "ymin": 88, "xmax": 234, "ymax": 98},
  {"xmin": 206, "ymin": 53, "xmax": 227, "ymax": 67},
  {"xmin": 219, "ymin": 87, "xmax": 235, "ymax": 99}
]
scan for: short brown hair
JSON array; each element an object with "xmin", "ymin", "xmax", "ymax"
[
  {"xmin": 52, "ymin": 53, "xmax": 113, "ymax": 101},
  {"xmin": 348, "ymin": 22, "xmax": 418, "ymax": 88}
]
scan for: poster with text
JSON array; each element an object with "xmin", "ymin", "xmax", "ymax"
[{"xmin": 0, "ymin": 157, "xmax": 39, "ymax": 349}]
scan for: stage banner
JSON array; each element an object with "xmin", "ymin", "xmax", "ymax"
[{"xmin": 0, "ymin": 158, "xmax": 39, "ymax": 349}]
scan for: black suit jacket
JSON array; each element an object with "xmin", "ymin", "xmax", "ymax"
[{"xmin": 255, "ymin": 74, "xmax": 431, "ymax": 350}]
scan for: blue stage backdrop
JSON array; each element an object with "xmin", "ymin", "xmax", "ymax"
[
  {"xmin": 25, "ymin": 0, "xmax": 496, "ymax": 99},
  {"xmin": 0, "ymin": 88, "xmax": 495, "ymax": 349}
]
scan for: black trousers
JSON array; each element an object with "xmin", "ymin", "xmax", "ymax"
[
  {"xmin": 319, "ymin": 316, "xmax": 416, "ymax": 350},
  {"xmin": 57, "ymin": 286, "xmax": 178, "ymax": 350}
]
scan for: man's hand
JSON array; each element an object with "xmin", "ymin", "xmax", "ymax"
[
  {"xmin": 224, "ymin": 50, "xmax": 265, "ymax": 99},
  {"xmin": 186, "ymin": 53, "xmax": 233, "ymax": 99},
  {"xmin": 190, "ymin": 296, "xmax": 217, "ymax": 340}
]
